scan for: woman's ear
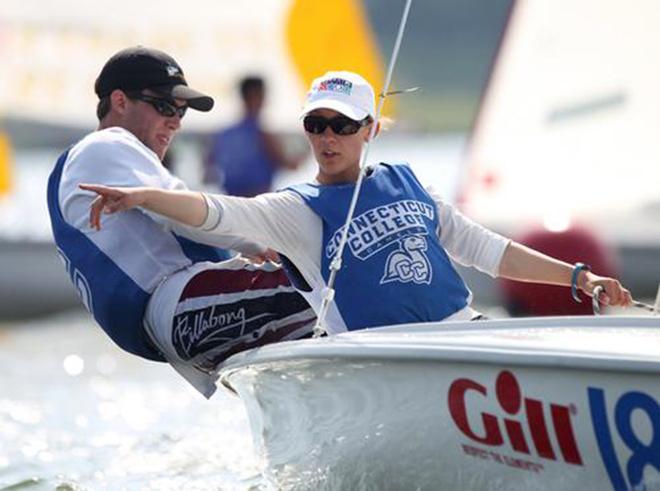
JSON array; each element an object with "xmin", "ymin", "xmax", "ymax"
[{"xmin": 364, "ymin": 120, "xmax": 381, "ymax": 142}]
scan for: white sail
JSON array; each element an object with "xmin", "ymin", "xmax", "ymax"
[{"xmin": 461, "ymin": 0, "xmax": 660, "ymax": 244}]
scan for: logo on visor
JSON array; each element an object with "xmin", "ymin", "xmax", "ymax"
[{"xmin": 318, "ymin": 78, "xmax": 353, "ymax": 95}]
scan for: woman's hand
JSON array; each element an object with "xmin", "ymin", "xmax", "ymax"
[
  {"xmin": 243, "ymin": 248, "xmax": 281, "ymax": 265},
  {"xmin": 80, "ymin": 184, "xmax": 150, "ymax": 230},
  {"xmin": 579, "ymin": 271, "xmax": 633, "ymax": 307}
]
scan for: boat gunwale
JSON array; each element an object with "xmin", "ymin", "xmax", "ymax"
[{"xmin": 218, "ymin": 316, "xmax": 660, "ymax": 387}]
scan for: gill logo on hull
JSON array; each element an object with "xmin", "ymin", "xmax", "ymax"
[
  {"xmin": 448, "ymin": 370, "xmax": 582, "ymax": 465},
  {"xmin": 448, "ymin": 370, "xmax": 660, "ymax": 490}
]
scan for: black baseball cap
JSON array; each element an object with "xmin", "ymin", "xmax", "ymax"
[{"xmin": 94, "ymin": 46, "xmax": 214, "ymax": 112}]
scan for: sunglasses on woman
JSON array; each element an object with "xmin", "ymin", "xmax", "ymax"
[
  {"xmin": 127, "ymin": 92, "xmax": 188, "ymax": 119},
  {"xmin": 303, "ymin": 115, "xmax": 370, "ymax": 135}
]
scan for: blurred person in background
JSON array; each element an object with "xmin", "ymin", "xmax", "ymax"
[
  {"xmin": 47, "ymin": 46, "xmax": 315, "ymax": 399},
  {"xmin": 79, "ymin": 70, "xmax": 633, "ymax": 335},
  {"xmin": 204, "ymin": 76, "xmax": 307, "ymax": 196}
]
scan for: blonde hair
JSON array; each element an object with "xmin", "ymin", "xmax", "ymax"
[{"xmin": 377, "ymin": 116, "xmax": 395, "ymax": 132}]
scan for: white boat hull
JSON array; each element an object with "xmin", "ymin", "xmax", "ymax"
[{"xmin": 220, "ymin": 317, "xmax": 660, "ymax": 490}]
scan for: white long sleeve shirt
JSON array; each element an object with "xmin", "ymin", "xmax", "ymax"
[{"xmin": 197, "ymin": 175, "xmax": 510, "ymax": 332}]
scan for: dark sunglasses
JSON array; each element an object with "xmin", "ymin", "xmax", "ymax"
[
  {"xmin": 303, "ymin": 115, "xmax": 370, "ymax": 135},
  {"xmin": 127, "ymin": 92, "xmax": 188, "ymax": 119}
]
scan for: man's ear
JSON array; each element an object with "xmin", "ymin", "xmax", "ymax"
[{"xmin": 109, "ymin": 89, "xmax": 129, "ymax": 115}]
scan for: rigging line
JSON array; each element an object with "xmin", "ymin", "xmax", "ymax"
[
  {"xmin": 383, "ymin": 86, "xmax": 419, "ymax": 97},
  {"xmin": 313, "ymin": 0, "xmax": 414, "ymax": 337},
  {"xmin": 631, "ymin": 300, "xmax": 657, "ymax": 314}
]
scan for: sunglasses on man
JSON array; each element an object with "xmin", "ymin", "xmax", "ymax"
[
  {"xmin": 303, "ymin": 115, "xmax": 370, "ymax": 135},
  {"xmin": 127, "ymin": 92, "xmax": 188, "ymax": 119}
]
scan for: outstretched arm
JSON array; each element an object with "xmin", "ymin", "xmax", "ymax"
[
  {"xmin": 79, "ymin": 184, "xmax": 207, "ymax": 230},
  {"xmin": 498, "ymin": 241, "xmax": 632, "ymax": 307}
]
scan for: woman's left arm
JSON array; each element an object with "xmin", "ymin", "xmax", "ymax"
[{"xmin": 498, "ymin": 241, "xmax": 633, "ymax": 307}]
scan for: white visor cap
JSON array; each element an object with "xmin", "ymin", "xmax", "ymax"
[{"xmin": 301, "ymin": 71, "xmax": 375, "ymax": 121}]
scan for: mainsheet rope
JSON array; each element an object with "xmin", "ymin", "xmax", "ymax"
[{"xmin": 313, "ymin": 0, "xmax": 414, "ymax": 337}]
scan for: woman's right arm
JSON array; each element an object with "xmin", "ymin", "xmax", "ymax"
[
  {"xmin": 79, "ymin": 184, "xmax": 310, "ymax": 259},
  {"xmin": 200, "ymin": 191, "xmax": 312, "ymax": 254},
  {"xmin": 79, "ymin": 184, "xmax": 207, "ymax": 230}
]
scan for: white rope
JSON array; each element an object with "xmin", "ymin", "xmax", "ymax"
[
  {"xmin": 313, "ymin": 0, "xmax": 414, "ymax": 337},
  {"xmin": 592, "ymin": 286, "xmax": 604, "ymax": 315}
]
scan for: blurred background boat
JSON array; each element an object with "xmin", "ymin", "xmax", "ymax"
[
  {"xmin": 0, "ymin": 132, "xmax": 81, "ymax": 318},
  {"xmin": 458, "ymin": 0, "xmax": 660, "ymax": 310}
]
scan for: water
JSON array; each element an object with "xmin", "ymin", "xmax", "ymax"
[{"xmin": 0, "ymin": 310, "xmax": 264, "ymax": 490}]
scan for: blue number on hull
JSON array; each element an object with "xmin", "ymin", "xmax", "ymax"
[{"xmin": 589, "ymin": 387, "xmax": 660, "ymax": 490}]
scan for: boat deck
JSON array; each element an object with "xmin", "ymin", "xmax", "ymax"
[{"xmin": 220, "ymin": 316, "xmax": 660, "ymax": 377}]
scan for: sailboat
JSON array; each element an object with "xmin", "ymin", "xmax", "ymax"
[
  {"xmin": 217, "ymin": 2, "xmax": 660, "ymax": 489},
  {"xmin": 219, "ymin": 315, "xmax": 659, "ymax": 490}
]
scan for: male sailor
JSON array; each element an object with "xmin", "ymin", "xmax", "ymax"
[{"xmin": 47, "ymin": 46, "xmax": 315, "ymax": 398}]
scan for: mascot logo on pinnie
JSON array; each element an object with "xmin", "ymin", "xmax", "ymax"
[{"xmin": 381, "ymin": 235, "xmax": 432, "ymax": 285}]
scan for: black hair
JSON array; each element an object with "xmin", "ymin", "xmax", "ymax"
[
  {"xmin": 239, "ymin": 76, "xmax": 265, "ymax": 100},
  {"xmin": 96, "ymin": 96, "xmax": 111, "ymax": 121}
]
